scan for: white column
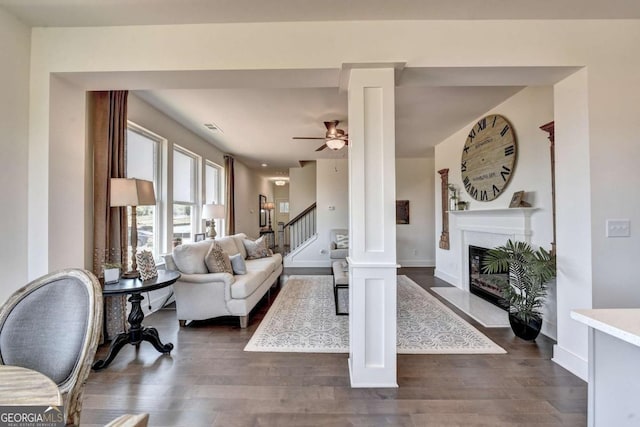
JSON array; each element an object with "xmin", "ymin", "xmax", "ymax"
[{"xmin": 347, "ymin": 67, "xmax": 397, "ymax": 388}]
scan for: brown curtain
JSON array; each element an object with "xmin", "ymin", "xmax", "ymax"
[
  {"xmin": 91, "ymin": 90, "xmax": 129, "ymax": 340},
  {"xmin": 224, "ymin": 154, "xmax": 235, "ymax": 235}
]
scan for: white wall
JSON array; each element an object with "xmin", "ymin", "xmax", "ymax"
[
  {"xmin": 285, "ymin": 159, "xmax": 348, "ymax": 267},
  {"xmin": 396, "ymin": 157, "xmax": 435, "ymax": 267},
  {"xmin": 0, "ymin": 9, "xmax": 30, "ymax": 303},
  {"xmin": 289, "ymin": 161, "xmax": 316, "ymax": 218},
  {"xmin": 22, "ymin": 19, "xmax": 640, "ymax": 379},
  {"xmin": 435, "ymin": 86, "xmax": 554, "ymax": 278},
  {"xmin": 234, "ymin": 161, "xmax": 273, "ymax": 238},
  {"xmin": 434, "ymin": 86, "xmax": 556, "ymax": 337}
]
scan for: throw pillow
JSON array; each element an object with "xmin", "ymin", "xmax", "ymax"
[
  {"xmin": 204, "ymin": 242, "xmax": 233, "ymax": 274},
  {"xmin": 243, "ymin": 236, "xmax": 271, "ymax": 259},
  {"xmin": 335, "ymin": 234, "xmax": 349, "ymax": 249},
  {"xmin": 229, "ymin": 253, "xmax": 247, "ymax": 275}
]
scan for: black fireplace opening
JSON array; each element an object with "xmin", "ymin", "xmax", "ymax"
[{"xmin": 469, "ymin": 245, "xmax": 508, "ymax": 310}]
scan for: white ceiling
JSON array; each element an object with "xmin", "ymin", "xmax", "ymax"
[
  {"xmin": 2, "ymin": 0, "xmax": 605, "ymax": 175},
  {"xmin": 2, "ymin": 0, "xmax": 640, "ymax": 27}
]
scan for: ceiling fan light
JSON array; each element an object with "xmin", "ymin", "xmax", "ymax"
[
  {"xmin": 275, "ymin": 180, "xmax": 286, "ymax": 186},
  {"xmin": 326, "ymin": 138, "xmax": 346, "ymax": 150}
]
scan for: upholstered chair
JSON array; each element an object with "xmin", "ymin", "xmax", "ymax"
[{"xmin": 0, "ymin": 269, "xmax": 103, "ymax": 426}]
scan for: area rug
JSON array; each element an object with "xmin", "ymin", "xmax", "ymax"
[{"xmin": 244, "ymin": 275, "xmax": 505, "ymax": 354}]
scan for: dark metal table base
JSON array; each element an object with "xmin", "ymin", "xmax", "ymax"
[{"xmin": 92, "ymin": 292, "xmax": 173, "ymax": 370}]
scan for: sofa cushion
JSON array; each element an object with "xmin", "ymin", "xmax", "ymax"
[
  {"xmin": 229, "ymin": 253, "xmax": 247, "ymax": 275},
  {"xmin": 231, "ymin": 233, "xmax": 248, "ymax": 259},
  {"xmin": 243, "ymin": 236, "xmax": 270, "ymax": 259},
  {"xmin": 172, "ymin": 240, "xmax": 214, "ymax": 274},
  {"xmin": 215, "ymin": 236, "xmax": 241, "ymax": 257},
  {"xmin": 204, "ymin": 242, "xmax": 233, "ymax": 274},
  {"xmin": 245, "ymin": 253, "xmax": 281, "ymax": 274},
  {"xmin": 230, "ymin": 270, "xmax": 268, "ymax": 299},
  {"xmin": 330, "ymin": 248, "xmax": 348, "ymax": 259}
]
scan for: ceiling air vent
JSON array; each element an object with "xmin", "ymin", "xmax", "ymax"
[{"xmin": 204, "ymin": 122, "xmax": 223, "ymax": 133}]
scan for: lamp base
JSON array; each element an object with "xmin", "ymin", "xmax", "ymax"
[{"xmin": 121, "ymin": 270, "xmax": 140, "ymax": 279}]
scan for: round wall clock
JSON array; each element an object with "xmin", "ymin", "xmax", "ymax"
[{"xmin": 461, "ymin": 114, "xmax": 517, "ymax": 202}]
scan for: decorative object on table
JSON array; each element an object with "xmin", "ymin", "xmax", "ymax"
[
  {"xmin": 508, "ymin": 190, "xmax": 531, "ymax": 208},
  {"xmin": 396, "ymin": 200, "xmax": 410, "ymax": 224},
  {"xmin": 263, "ymin": 201, "xmax": 275, "ymax": 230},
  {"xmin": 448, "ymin": 184, "xmax": 458, "ymax": 211},
  {"xmin": 194, "ymin": 233, "xmax": 205, "ymax": 242},
  {"xmin": 482, "ymin": 240, "xmax": 556, "ymax": 341},
  {"xmin": 110, "ymin": 178, "xmax": 156, "ymax": 278},
  {"xmin": 461, "ymin": 114, "xmax": 517, "ymax": 201},
  {"xmin": 172, "ymin": 237, "xmax": 182, "ymax": 247},
  {"xmin": 201, "ymin": 203, "xmax": 225, "ymax": 239},
  {"xmin": 438, "ymin": 169, "xmax": 450, "ymax": 250},
  {"xmin": 259, "ymin": 194, "xmax": 267, "ymax": 227},
  {"xmin": 103, "ymin": 262, "xmax": 121, "ymax": 284},
  {"xmin": 135, "ymin": 250, "xmax": 158, "ymax": 281},
  {"xmin": 457, "ymin": 200, "xmax": 469, "ymax": 211}
]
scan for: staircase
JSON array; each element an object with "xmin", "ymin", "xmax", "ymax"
[{"xmin": 282, "ymin": 202, "xmax": 316, "ymax": 256}]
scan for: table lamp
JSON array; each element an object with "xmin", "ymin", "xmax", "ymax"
[
  {"xmin": 110, "ymin": 178, "xmax": 156, "ymax": 278},
  {"xmin": 202, "ymin": 204, "xmax": 225, "ymax": 238},
  {"xmin": 263, "ymin": 202, "xmax": 275, "ymax": 230}
]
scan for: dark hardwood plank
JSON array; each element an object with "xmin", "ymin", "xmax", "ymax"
[{"xmin": 82, "ymin": 267, "xmax": 587, "ymax": 426}]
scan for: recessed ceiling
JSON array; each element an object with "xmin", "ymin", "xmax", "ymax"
[{"xmin": 2, "ymin": 0, "xmax": 640, "ymax": 27}]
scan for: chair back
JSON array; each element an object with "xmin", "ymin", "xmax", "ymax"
[{"xmin": 0, "ymin": 269, "xmax": 103, "ymax": 425}]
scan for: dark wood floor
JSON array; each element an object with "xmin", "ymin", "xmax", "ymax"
[{"xmin": 81, "ymin": 268, "xmax": 587, "ymax": 426}]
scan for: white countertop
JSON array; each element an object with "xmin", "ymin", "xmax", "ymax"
[{"xmin": 571, "ymin": 309, "xmax": 640, "ymax": 348}]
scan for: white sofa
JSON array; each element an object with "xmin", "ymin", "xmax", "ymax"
[{"xmin": 164, "ymin": 233, "xmax": 282, "ymax": 328}]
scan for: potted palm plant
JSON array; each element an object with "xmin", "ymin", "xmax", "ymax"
[{"xmin": 482, "ymin": 240, "xmax": 556, "ymax": 340}]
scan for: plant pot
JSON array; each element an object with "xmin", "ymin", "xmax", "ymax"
[
  {"xmin": 508, "ymin": 313, "xmax": 542, "ymax": 341},
  {"xmin": 104, "ymin": 268, "xmax": 120, "ymax": 284}
]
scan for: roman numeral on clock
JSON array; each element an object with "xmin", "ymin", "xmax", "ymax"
[
  {"xmin": 480, "ymin": 190, "xmax": 488, "ymax": 201},
  {"xmin": 468, "ymin": 129, "xmax": 476, "ymax": 140},
  {"xmin": 469, "ymin": 186, "xmax": 478, "ymax": 199},
  {"xmin": 477, "ymin": 118, "xmax": 486, "ymax": 131},
  {"xmin": 492, "ymin": 184, "xmax": 500, "ymax": 196},
  {"xmin": 500, "ymin": 166, "xmax": 511, "ymax": 181},
  {"xmin": 492, "ymin": 116, "xmax": 498, "ymax": 127},
  {"xmin": 500, "ymin": 125, "xmax": 510, "ymax": 137},
  {"xmin": 504, "ymin": 145, "xmax": 515, "ymax": 156},
  {"xmin": 461, "ymin": 161, "xmax": 467, "ymax": 172},
  {"xmin": 463, "ymin": 176, "xmax": 471, "ymax": 190}
]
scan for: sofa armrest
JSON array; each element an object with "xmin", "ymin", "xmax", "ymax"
[
  {"xmin": 176, "ymin": 272, "xmax": 234, "ymax": 285},
  {"xmin": 330, "ymin": 241, "xmax": 337, "ymax": 250}
]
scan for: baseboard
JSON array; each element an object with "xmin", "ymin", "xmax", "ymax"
[
  {"xmin": 398, "ymin": 259, "xmax": 435, "ymax": 268},
  {"xmin": 284, "ymin": 259, "xmax": 332, "ymax": 268},
  {"xmin": 434, "ymin": 269, "xmax": 459, "ymax": 287},
  {"xmin": 552, "ymin": 344, "xmax": 588, "ymax": 381}
]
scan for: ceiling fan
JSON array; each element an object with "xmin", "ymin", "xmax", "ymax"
[{"xmin": 292, "ymin": 120, "xmax": 349, "ymax": 151}]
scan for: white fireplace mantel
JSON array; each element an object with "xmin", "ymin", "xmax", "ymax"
[{"xmin": 450, "ymin": 207, "xmax": 538, "ymax": 291}]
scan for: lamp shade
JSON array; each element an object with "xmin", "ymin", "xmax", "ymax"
[
  {"xmin": 263, "ymin": 202, "xmax": 275, "ymax": 210},
  {"xmin": 110, "ymin": 178, "xmax": 156, "ymax": 207},
  {"xmin": 326, "ymin": 138, "xmax": 346, "ymax": 150},
  {"xmin": 202, "ymin": 204, "xmax": 225, "ymax": 219}
]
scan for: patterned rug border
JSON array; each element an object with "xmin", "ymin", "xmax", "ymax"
[{"xmin": 245, "ymin": 275, "xmax": 506, "ymax": 354}]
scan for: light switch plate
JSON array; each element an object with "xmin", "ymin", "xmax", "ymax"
[{"xmin": 606, "ymin": 219, "xmax": 630, "ymax": 237}]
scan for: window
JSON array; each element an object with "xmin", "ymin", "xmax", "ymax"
[
  {"xmin": 205, "ymin": 161, "xmax": 224, "ymax": 236},
  {"xmin": 279, "ymin": 201, "xmax": 289, "ymax": 213},
  {"xmin": 173, "ymin": 146, "xmax": 199, "ymax": 244},
  {"xmin": 126, "ymin": 124, "xmax": 161, "ymax": 258}
]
